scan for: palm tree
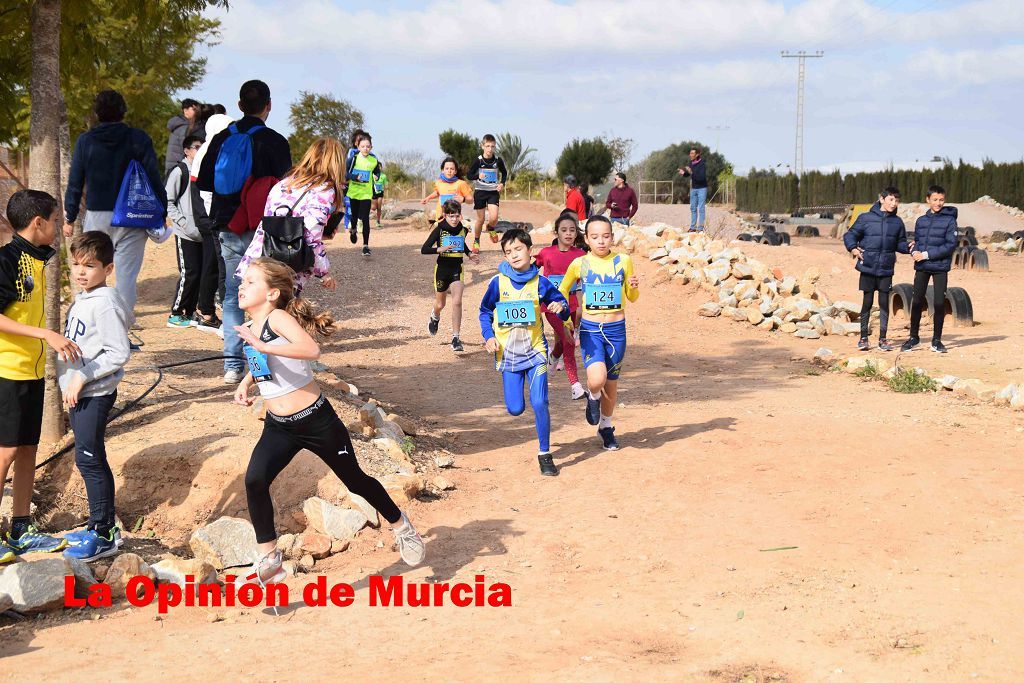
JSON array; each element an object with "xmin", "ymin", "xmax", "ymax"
[
  {"xmin": 495, "ymin": 132, "xmax": 538, "ymax": 181},
  {"xmin": 28, "ymin": 0, "xmax": 65, "ymax": 441}
]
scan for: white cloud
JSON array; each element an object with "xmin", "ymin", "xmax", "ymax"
[{"xmin": 903, "ymin": 45, "xmax": 1024, "ymax": 87}]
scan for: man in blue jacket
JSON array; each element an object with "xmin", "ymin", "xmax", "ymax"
[
  {"xmin": 843, "ymin": 187, "xmax": 909, "ymax": 352},
  {"xmin": 64, "ymin": 90, "xmax": 166, "ymax": 328},
  {"xmin": 902, "ymin": 185, "xmax": 958, "ymax": 353}
]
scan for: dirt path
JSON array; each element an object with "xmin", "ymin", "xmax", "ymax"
[{"xmin": 3, "ymin": 205, "xmax": 1024, "ymax": 681}]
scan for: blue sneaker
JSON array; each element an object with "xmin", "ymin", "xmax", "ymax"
[
  {"xmin": 598, "ymin": 426, "xmax": 620, "ymax": 451},
  {"xmin": 585, "ymin": 394, "xmax": 601, "ymax": 426},
  {"xmin": 166, "ymin": 314, "xmax": 193, "ymax": 328},
  {"xmin": 64, "ymin": 527, "xmax": 123, "ymax": 548},
  {"xmin": 6, "ymin": 525, "xmax": 68, "ymax": 554},
  {"xmin": 0, "ymin": 540, "xmax": 15, "ymax": 565},
  {"xmin": 63, "ymin": 529, "xmax": 119, "ymax": 562}
]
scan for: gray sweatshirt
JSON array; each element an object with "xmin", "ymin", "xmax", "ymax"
[
  {"xmin": 57, "ymin": 286, "xmax": 130, "ymax": 398},
  {"xmin": 165, "ymin": 162, "xmax": 201, "ymax": 241}
]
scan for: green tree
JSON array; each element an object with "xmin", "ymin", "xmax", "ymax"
[
  {"xmin": 556, "ymin": 137, "xmax": 613, "ymax": 187},
  {"xmin": 1, "ymin": 1, "xmax": 225, "ymax": 156},
  {"xmin": 640, "ymin": 140, "xmax": 732, "ymax": 203},
  {"xmin": 438, "ymin": 129, "xmax": 477, "ymax": 175},
  {"xmin": 287, "ymin": 91, "xmax": 364, "ymax": 156},
  {"xmin": 495, "ymin": 132, "xmax": 537, "ymax": 180}
]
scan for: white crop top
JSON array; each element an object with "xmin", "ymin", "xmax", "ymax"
[{"xmin": 243, "ymin": 318, "xmax": 315, "ymax": 399}]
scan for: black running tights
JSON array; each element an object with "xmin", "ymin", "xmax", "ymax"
[
  {"xmin": 349, "ymin": 198, "xmax": 372, "ymax": 246},
  {"xmin": 245, "ymin": 397, "xmax": 401, "ymax": 543}
]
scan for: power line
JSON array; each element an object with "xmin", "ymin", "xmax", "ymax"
[{"xmin": 780, "ymin": 50, "xmax": 824, "ymax": 178}]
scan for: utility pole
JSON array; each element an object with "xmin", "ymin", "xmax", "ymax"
[
  {"xmin": 780, "ymin": 50, "xmax": 823, "ymax": 179},
  {"xmin": 706, "ymin": 125, "xmax": 730, "ymax": 153}
]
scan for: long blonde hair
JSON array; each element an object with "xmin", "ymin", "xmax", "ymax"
[
  {"xmin": 249, "ymin": 258, "xmax": 335, "ymax": 339},
  {"xmin": 283, "ymin": 137, "xmax": 346, "ymax": 210}
]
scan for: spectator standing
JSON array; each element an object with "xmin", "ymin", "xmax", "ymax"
[
  {"xmin": 63, "ymin": 90, "xmax": 167, "ymax": 325},
  {"xmin": 165, "ymin": 98, "xmax": 199, "ymax": 174},
  {"xmin": 196, "ymin": 80, "xmax": 292, "ymax": 384},
  {"xmin": 678, "ymin": 147, "xmax": 708, "ymax": 232},
  {"xmin": 604, "ymin": 172, "xmax": 638, "ymax": 226},
  {"xmin": 563, "ymin": 175, "xmax": 586, "ymax": 223}
]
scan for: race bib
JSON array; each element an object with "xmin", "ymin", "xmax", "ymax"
[
  {"xmin": 439, "ymin": 193, "xmax": 456, "ymax": 206},
  {"xmin": 496, "ymin": 300, "xmax": 537, "ymax": 327},
  {"xmin": 373, "ymin": 182, "xmax": 384, "ymax": 193},
  {"xmin": 352, "ymin": 169, "xmax": 371, "ymax": 183},
  {"xmin": 244, "ymin": 345, "xmax": 273, "ymax": 383},
  {"xmin": 441, "ymin": 235, "xmax": 465, "ymax": 252},
  {"xmin": 480, "ymin": 168, "xmax": 498, "ymax": 183},
  {"xmin": 584, "ymin": 282, "xmax": 623, "ymax": 311},
  {"xmin": 546, "ymin": 274, "xmax": 564, "ymax": 289}
]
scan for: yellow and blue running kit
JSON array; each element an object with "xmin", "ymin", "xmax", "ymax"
[
  {"xmin": 479, "ymin": 262, "xmax": 570, "ymax": 453},
  {"xmin": 421, "ymin": 219, "xmax": 472, "ymax": 292},
  {"xmin": 558, "ymin": 251, "xmax": 639, "ymax": 381}
]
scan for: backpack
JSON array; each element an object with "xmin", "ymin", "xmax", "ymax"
[
  {"xmin": 172, "ymin": 160, "xmax": 189, "ymax": 203},
  {"xmin": 261, "ymin": 188, "xmax": 314, "ymax": 272},
  {"xmin": 213, "ymin": 123, "xmax": 265, "ymax": 194},
  {"xmin": 111, "ymin": 160, "xmax": 164, "ymax": 229}
]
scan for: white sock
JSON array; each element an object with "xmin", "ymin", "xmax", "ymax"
[
  {"xmin": 394, "ymin": 511, "xmax": 412, "ymax": 532},
  {"xmin": 588, "ymin": 389, "xmax": 601, "ymax": 400},
  {"xmin": 430, "ymin": 313, "xmax": 439, "ymax": 322},
  {"xmin": 599, "ymin": 414, "xmax": 613, "ymax": 429}
]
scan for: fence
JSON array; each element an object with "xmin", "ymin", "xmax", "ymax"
[{"xmin": 638, "ymin": 180, "xmax": 674, "ymax": 204}]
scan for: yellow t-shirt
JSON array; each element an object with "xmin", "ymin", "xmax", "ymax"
[
  {"xmin": 559, "ymin": 252, "xmax": 639, "ymax": 314},
  {"xmin": 0, "ymin": 236, "xmax": 51, "ymax": 380}
]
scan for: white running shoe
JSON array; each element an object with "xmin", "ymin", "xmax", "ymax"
[
  {"xmin": 224, "ymin": 369, "xmax": 244, "ymax": 384},
  {"xmin": 571, "ymin": 382, "xmax": 586, "ymax": 400},
  {"xmin": 392, "ymin": 512, "xmax": 426, "ymax": 567},
  {"xmin": 246, "ymin": 548, "xmax": 286, "ymax": 586}
]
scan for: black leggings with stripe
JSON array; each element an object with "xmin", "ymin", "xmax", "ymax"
[{"xmin": 245, "ymin": 395, "xmax": 402, "ymax": 543}]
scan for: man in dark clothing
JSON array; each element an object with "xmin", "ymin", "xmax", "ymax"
[
  {"xmin": 64, "ymin": 90, "xmax": 166, "ymax": 324},
  {"xmin": 678, "ymin": 147, "xmax": 708, "ymax": 231},
  {"xmin": 196, "ymin": 79, "xmax": 291, "ymax": 384},
  {"xmin": 165, "ymin": 98, "xmax": 199, "ymax": 174}
]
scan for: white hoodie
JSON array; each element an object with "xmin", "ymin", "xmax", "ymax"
[
  {"xmin": 190, "ymin": 113, "xmax": 233, "ymax": 214},
  {"xmin": 57, "ymin": 286, "xmax": 131, "ymax": 398}
]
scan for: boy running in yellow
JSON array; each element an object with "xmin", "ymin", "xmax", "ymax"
[{"xmin": 558, "ymin": 215, "xmax": 639, "ymax": 450}]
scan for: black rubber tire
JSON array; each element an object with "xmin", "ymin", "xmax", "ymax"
[
  {"xmin": 951, "ymin": 246, "xmax": 966, "ymax": 269},
  {"xmin": 764, "ymin": 233, "xmax": 783, "ymax": 246},
  {"xmin": 967, "ymin": 249, "xmax": 990, "ymax": 272},
  {"xmin": 962, "ymin": 226, "xmax": 976, "ymax": 238},
  {"xmin": 946, "ymin": 286, "xmax": 974, "ymax": 327},
  {"xmin": 796, "ymin": 224, "xmax": 813, "ymax": 236},
  {"xmin": 889, "ymin": 283, "xmax": 915, "ymax": 320},
  {"xmin": 778, "ymin": 232, "xmax": 791, "ymax": 245},
  {"xmin": 1013, "ymin": 230, "xmax": 1024, "ymax": 240},
  {"xmin": 990, "ymin": 230, "xmax": 1011, "ymax": 243},
  {"xmin": 905, "ymin": 231, "xmax": 915, "ymax": 242},
  {"xmin": 758, "ymin": 235, "xmax": 771, "ymax": 244},
  {"xmin": 808, "ymin": 227, "xmax": 820, "ymax": 237},
  {"xmin": 494, "ymin": 220, "xmax": 514, "ymax": 232},
  {"xmin": 737, "ymin": 233, "xmax": 753, "ymax": 241}
]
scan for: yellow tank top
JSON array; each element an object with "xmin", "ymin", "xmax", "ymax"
[{"xmin": 493, "ymin": 273, "xmax": 545, "ymax": 370}]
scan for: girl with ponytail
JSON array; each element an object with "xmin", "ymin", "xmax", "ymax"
[{"xmin": 232, "ymin": 258, "xmax": 425, "ymax": 585}]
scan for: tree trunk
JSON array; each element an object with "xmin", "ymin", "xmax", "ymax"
[
  {"xmin": 58, "ymin": 93, "xmax": 81, "ymax": 297},
  {"xmin": 28, "ymin": 0, "xmax": 64, "ymax": 444}
]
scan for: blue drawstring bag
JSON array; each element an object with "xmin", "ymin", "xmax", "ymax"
[{"xmin": 111, "ymin": 160, "xmax": 164, "ymax": 229}]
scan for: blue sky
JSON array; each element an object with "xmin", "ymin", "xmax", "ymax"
[{"xmin": 187, "ymin": 0, "xmax": 1024, "ymax": 175}]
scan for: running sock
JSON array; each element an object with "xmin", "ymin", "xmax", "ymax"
[
  {"xmin": 588, "ymin": 390, "xmax": 601, "ymax": 400},
  {"xmin": 599, "ymin": 414, "xmax": 613, "ymax": 429},
  {"xmin": 393, "ymin": 512, "xmax": 413, "ymax": 532},
  {"xmin": 430, "ymin": 313, "xmax": 439, "ymax": 322},
  {"xmin": 10, "ymin": 516, "xmax": 30, "ymax": 539}
]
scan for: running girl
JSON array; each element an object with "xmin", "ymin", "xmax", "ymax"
[
  {"xmin": 558, "ymin": 215, "xmax": 640, "ymax": 451},
  {"xmin": 346, "ymin": 135, "xmax": 382, "ymax": 256},
  {"xmin": 535, "ymin": 213, "xmax": 586, "ymax": 400},
  {"xmin": 422, "ymin": 199, "xmax": 477, "ymax": 352},
  {"xmin": 421, "ymin": 157, "xmax": 473, "ymax": 221},
  {"xmin": 479, "ymin": 229, "xmax": 570, "ymax": 477},
  {"xmin": 237, "ymin": 137, "xmax": 342, "ymax": 294},
  {"xmin": 233, "ymin": 258, "xmax": 425, "ymax": 584}
]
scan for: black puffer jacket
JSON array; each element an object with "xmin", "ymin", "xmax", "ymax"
[
  {"xmin": 912, "ymin": 206, "xmax": 958, "ymax": 272},
  {"xmin": 843, "ymin": 202, "xmax": 909, "ymax": 277}
]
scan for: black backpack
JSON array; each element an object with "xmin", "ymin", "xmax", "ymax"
[{"xmin": 261, "ymin": 188, "xmax": 315, "ymax": 272}]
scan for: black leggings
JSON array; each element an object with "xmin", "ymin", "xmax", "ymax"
[
  {"xmin": 349, "ymin": 198, "xmax": 372, "ymax": 246},
  {"xmin": 860, "ymin": 289, "xmax": 890, "ymax": 338},
  {"xmin": 69, "ymin": 391, "xmax": 117, "ymax": 534},
  {"xmin": 245, "ymin": 395, "xmax": 402, "ymax": 543},
  {"xmin": 910, "ymin": 270, "xmax": 948, "ymax": 341}
]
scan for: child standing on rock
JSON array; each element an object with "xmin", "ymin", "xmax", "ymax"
[
  {"xmin": 233, "ymin": 258, "xmax": 424, "ymax": 585},
  {"xmin": 843, "ymin": 187, "xmax": 909, "ymax": 352}
]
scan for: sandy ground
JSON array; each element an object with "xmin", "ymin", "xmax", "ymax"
[{"xmin": 3, "ymin": 201, "xmax": 1024, "ymax": 681}]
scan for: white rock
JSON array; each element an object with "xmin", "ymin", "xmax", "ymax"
[
  {"xmin": 0, "ymin": 558, "xmax": 70, "ymax": 613},
  {"xmin": 189, "ymin": 517, "xmax": 258, "ymax": 570},
  {"xmin": 794, "ymin": 329, "xmax": 820, "ymax": 339},
  {"xmin": 698, "ymin": 302, "xmax": 722, "ymax": 317},
  {"xmin": 303, "ymin": 497, "xmax": 368, "ymax": 541}
]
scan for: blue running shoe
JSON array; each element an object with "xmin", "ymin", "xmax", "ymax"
[
  {"xmin": 63, "ymin": 529, "xmax": 119, "ymax": 562},
  {"xmin": 598, "ymin": 426, "xmax": 620, "ymax": 451},
  {"xmin": 64, "ymin": 527, "xmax": 123, "ymax": 548},
  {"xmin": 585, "ymin": 394, "xmax": 601, "ymax": 426},
  {"xmin": 6, "ymin": 525, "xmax": 68, "ymax": 555}
]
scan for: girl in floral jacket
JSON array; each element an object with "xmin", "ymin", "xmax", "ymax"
[{"xmin": 237, "ymin": 137, "xmax": 344, "ymax": 294}]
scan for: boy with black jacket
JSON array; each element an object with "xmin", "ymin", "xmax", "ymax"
[
  {"xmin": 196, "ymin": 79, "xmax": 292, "ymax": 384},
  {"xmin": 843, "ymin": 187, "xmax": 910, "ymax": 352},
  {"xmin": 902, "ymin": 185, "xmax": 958, "ymax": 353}
]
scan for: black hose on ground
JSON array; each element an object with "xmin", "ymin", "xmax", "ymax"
[{"xmin": 5, "ymin": 355, "xmax": 245, "ymax": 481}]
